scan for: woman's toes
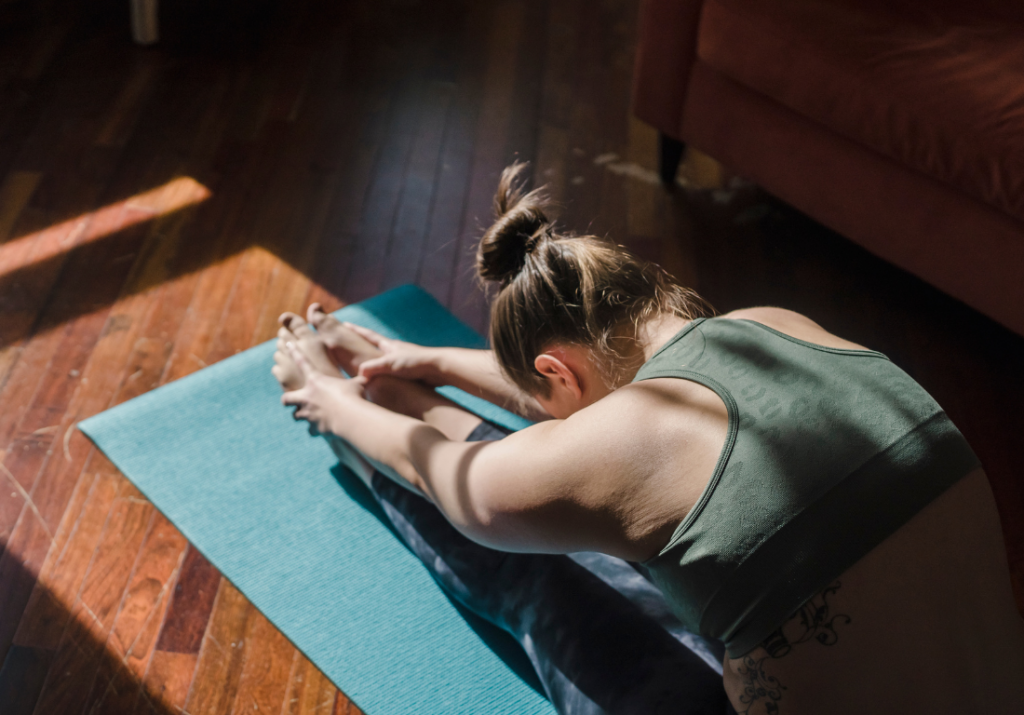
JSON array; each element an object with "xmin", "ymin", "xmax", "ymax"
[
  {"xmin": 276, "ymin": 308, "xmax": 341, "ymax": 377},
  {"xmin": 271, "ymin": 353, "xmax": 304, "ymax": 391},
  {"xmin": 308, "ymin": 305, "xmax": 362, "ymax": 348},
  {"xmin": 290, "ymin": 316, "xmax": 317, "ymax": 341},
  {"xmin": 279, "ymin": 311, "xmax": 302, "ymax": 329},
  {"xmin": 307, "ymin": 303, "xmax": 336, "ymax": 331}
]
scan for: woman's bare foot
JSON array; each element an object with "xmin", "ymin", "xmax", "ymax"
[
  {"xmin": 272, "ymin": 312, "xmax": 343, "ymax": 391},
  {"xmin": 275, "ymin": 304, "xmax": 482, "ymax": 441},
  {"xmin": 272, "ymin": 305, "xmax": 385, "ymax": 391},
  {"xmin": 304, "ymin": 303, "xmax": 383, "ymax": 376}
]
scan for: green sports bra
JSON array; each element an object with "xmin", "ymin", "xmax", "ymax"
[{"xmin": 636, "ymin": 317, "xmax": 979, "ymax": 657}]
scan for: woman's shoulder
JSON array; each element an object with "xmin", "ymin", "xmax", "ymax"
[{"xmin": 717, "ymin": 306, "xmax": 870, "ymax": 352}]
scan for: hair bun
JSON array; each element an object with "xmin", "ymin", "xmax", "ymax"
[{"xmin": 477, "ymin": 163, "xmax": 552, "ymax": 284}]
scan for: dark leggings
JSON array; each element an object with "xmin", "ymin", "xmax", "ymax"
[{"xmin": 366, "ymin": 421, "xmax": 734, "ymax": 715}]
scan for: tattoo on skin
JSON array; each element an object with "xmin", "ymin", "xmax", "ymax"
[{"xmin": 733, "ymin": 581, "xmax": 852, "ymax": 715}]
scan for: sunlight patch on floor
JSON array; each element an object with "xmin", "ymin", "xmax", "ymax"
[{"xmin": 0, "ymin": 176, "xmax": 211, "ymax": 278}]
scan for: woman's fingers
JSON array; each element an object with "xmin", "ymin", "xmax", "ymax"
[
  {"xmin": 342, "ymin": 322, "xmax": 387, "ymax": 348},
  {"xmin": 357, "ymin": 356, "xmax": 392, "ymax": 379}
]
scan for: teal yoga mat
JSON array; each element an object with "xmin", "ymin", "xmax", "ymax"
[{"xmin": 79, "ymin": 285, "xmax": 549, "ymax": 715}]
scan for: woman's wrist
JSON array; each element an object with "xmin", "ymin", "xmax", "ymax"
[{"xmin": 429, "ymin": 347, "xmax": 460, "ymax": 386}]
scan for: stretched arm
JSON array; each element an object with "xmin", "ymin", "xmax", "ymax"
[
  {"xmin": 281, "ymin": 343, "xmax": 645, "ymax": 557},
  {"xmin": 345, "ymin": 323, "xmax": 551, "ymax": 422}
]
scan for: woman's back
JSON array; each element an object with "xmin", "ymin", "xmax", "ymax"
[
  {"xmin": 637, "ymin": 316, "xmax": 976, "ymax": 656},
  {"xmin": 627, "ymin": 309, "xmax": 1024, "ymax": 713},
  {"xmin": 720, "ymin": 465, "xmax": 1024, "ymax": 714}
]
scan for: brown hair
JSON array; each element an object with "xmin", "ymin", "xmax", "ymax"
[{"xmin": 477, "ymin": 162, "xmax": 712, "ymax": 396}]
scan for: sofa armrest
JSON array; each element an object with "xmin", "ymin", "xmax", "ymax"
[{"xmin": 631, "ymin": 0, "xmax": 706, "ymax": 139}]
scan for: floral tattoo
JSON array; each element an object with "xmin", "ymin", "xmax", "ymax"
[{"xmin": 734, "ymin": 582, "xmax": 851, "ymax": 715}]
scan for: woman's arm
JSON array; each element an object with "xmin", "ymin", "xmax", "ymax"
[
  {"xmin": 345, "ymin": 323, "xmax": 551, "ymax": 421},
  {"xmin": 432, "ymin": 347, "xmax": 550, "ymax": 421},
  {"xmin": 281, "ymin": 343, "xmax": 641, "ymax": 555}
]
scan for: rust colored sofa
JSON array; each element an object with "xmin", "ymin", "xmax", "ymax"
[{"xmin": 632, "ymin": 0, "xmax": 1024, "ymax": 336}]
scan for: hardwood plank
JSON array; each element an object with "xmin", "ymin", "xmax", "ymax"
[
  {"xmin": 11, "ymin": 471, "xmax": 116, "ymax": 652},
  {"xmin": 503, "ymin": 0, "xmax": 547, "ymax": 172},
  {"xmin": 333, "ymin": 689, "xmax": 365, "ymax": 715},
  {"xmin": 343, "ymin": 65, "xmax": 429, "ymax": 303},
  {"xmin": 674, "ymin": 148, "xmax": 726, "ymax": 191},
  {"xmin": 0, "ymin": 169, "xmax": 42, "ymax": 245},
  {"xmin": 265, "ymin": 43, "xmax": 316, "ymax": 127},
  {"xmin": 99, "ymin": 211, "xmax": 212, "ymax": 408},
  {"xmin": 154, "ymin": 546, "xmax": 221, "ymax": 655},
  {"xmin": 302, "ymin": 284, "xmax": 344, "ymax": 316},
  {"xmin": 240, "ymin": 151, "xmax": 322, "ymax": 344},
  {"xmin": 82, "ymin": 512, "xmax": 188, "ymax": 715},
  {"xmin": 0, "ymin": 323, "xmax": 70, "ymax": 447},
  {"xmin": 90, "ymin": 533, "xmax": 192, "ymax": 715},
  {"xmin": 380, "ymin": 80, "xmax": 452, "ymax": 292},
  {"xmin": 85, "ymin": 658, "xmax": 147, "ymax": 715},
  {"xmin": 229, "ymin": 610, "xmax": 294, "ymax": 715},
  {"xmin": 4, "ymin": 202, "xmax": 206, "ymax": 655},
  {"xmin": 254, "ymin": 257, "xmax": 314, "ymax": 344},
  {"xmin": 535, "ymin": 124, "xmax": 568, "ymax": 214},
  {"xmin": 0, "ymin": 61, "xmax": 138, "ymax": 371},
  {"xmin": 136, "ymin": 650, "xmax": 197, "ymax": 714},
  {"xmin": 107, "ymin": 514, "xmax": 190, "ymax": 666},
  {"xmin": 0, "ymin": 644, "xmax": 52, "ymax": 715},
  {"xmin": 161, "ymin": 133, "xmax": 294, "ymax": 380},
  {"xmin": 538, "ymin": 0, "xmax": 578, "ymax": 133},
  {"xmin": 0, "ymin": 176, "xmax": 183, "ymax": 458},
  {"xmin": 180, "ymin": 579, "xmax": 253, "ymax": 715},
  {"xmin": 206, "ymin": 245, "xmax": 280, "ymax": 363},
  {"xmin": 94, "ymin": 58, "xmax": 160, "ymax": 148},
  {"xmin": 415, "ymin": 4, "xmax": 486, "ymax": 306},
  {"xmin": 0, "ymin": 489, "xmax": 57, "ymax": 665},
  {"xmin": 16, "ymin": 295, "xmax": 119, "ymax": 440},
  {"xmin": 623, "ymin": 117, "xmax": 702, "ymax": 291},
  {"xmin": 0, "ymin": 437, "xmax": 55, "ymax": 545},
  {"xmin": 280, "ymin": 652, "xmax": 342, "ymax": 715},
  {"xmin": 159, "ymin": 242, "xmax": 249, "ymax": 384},
  {"xmin": 5, "ymin": 36, "xmax": 123, "ymax": 214},
  {"xmin": 28, "ymin": 599, "xmax": 107, "ymax": 715},
  {"xmin": 624, "ymin": 117, "xmax": 663, "ymax": 241},
  {"xmin": 0, "ymin": 18, "xmax": 69, "ymax": 95},
  {"xmin": 449, "ymin": 0, "xmax": 527, "ymax": 334},
  {"xmin": 19, "ymin": 308, "xmax": 161, "ymax": 552},
  {"xmin": 1, "ymin": 56, "xmax": 220, "ymax": 377},
  {"xmin": 256, "ymin": 130, "xmax": 352, "ymax": 331},
  {"xmin": 15, "ymin": 191, "xmax": 217, "ymax": 566},
  {"xmin": 561, "ymin": 0, "xmax": 623, "ymax": 243},
  {"xmin": 308, "ymin": 142, "xmax": 377, "ymax": 304},
  {"xmin": 17, "ymin": 22, "xmax": 73, "ymax": 84},
  {"xmin": 30, "ymin": 482, "xmax": 155, "ymax": 707},
  {"xmin": 304, "ymin": 23, "xmax": 400, "ymax": 297}
]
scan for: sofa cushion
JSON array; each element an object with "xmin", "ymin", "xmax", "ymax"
[{"xmin": 697, "ymin": 0, "xmax": 1024, "ymax": 223}]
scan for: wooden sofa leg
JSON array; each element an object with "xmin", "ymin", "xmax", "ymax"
[{"xmin": 659, "ymin": 133, "xmax": 686, "ymax": 185}]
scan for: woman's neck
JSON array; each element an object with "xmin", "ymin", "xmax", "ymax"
[
  {"xmin": 602, "ymin": 313, "xmax": 694, "ymax": 390},
  {"xmin": 638, "ymin": 313, "xmax": 693, "ymax": 363}
]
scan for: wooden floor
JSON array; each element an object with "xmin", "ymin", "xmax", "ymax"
[{"xmin": 0, "ymin": 0, "xmax": 1021, "ymax": 713}]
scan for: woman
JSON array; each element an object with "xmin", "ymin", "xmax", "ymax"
[{"xmin": 273, "ymin": 164, "xmax": 1024, "ymax": 714}]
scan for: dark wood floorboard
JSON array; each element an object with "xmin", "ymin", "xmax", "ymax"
[{"xmin": 0, "ymin": 0, "xmax": 1021, "ymax": 713}]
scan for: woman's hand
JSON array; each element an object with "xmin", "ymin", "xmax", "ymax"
[
  {"xmin": 281, "ymin": 343, "xmax": 367, "ymax": 436},
  {"xmin": 343, "ymin": 323, "xmax": 443, "ymax": 384}
]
